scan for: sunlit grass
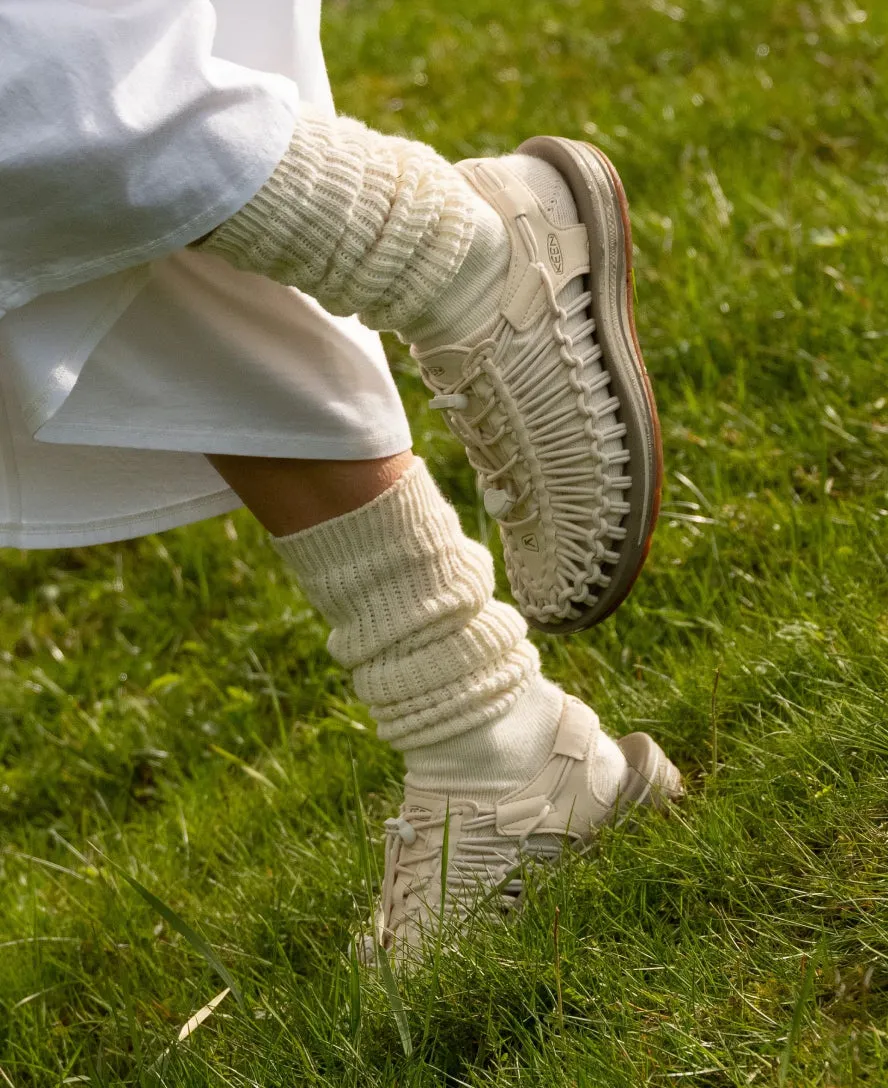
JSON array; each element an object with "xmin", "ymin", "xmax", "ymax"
[{"xmin": 1, "ymin": 1, "xmax": 887, "ymax": 1084}]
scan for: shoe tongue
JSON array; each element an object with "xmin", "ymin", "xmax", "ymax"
[{"xmin": 500, "ymin": 153, "xmax": 578, "ymax": 228}]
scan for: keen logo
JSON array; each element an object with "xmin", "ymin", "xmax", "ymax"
[
  {"xmin": 427, "ymin": 366, "xmax": 445, "ymax": 377},
  {"xmin": 521, "ymin": 533, "xmax": 539, "ymax": 553},
  {"xmin": 547, "ymin": 233, "xmax": 564, "ymax": 274}
]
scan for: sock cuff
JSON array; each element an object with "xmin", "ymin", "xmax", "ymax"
[
  {"xmin": 272, "ymin": 458, "xmax": 456, "ymax": 578},
  {"xmin": 203, "ymin": 107, "xmax": 377, "ymax": 285}
]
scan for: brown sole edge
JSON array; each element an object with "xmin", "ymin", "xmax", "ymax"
[{"xmin": 589, "ymin": 144, "xmax": 664, "ymax": 622}]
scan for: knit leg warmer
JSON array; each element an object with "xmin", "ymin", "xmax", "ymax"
[
  {"xmin": 200, "ymin": 106, "xmax": 501, "ymax": 332},
  {"xmin": 272, "ymin": 460, "xmax": 565, "ymax": 786}
]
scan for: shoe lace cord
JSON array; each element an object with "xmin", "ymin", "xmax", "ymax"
[{"xmin": 426, "ymin": 224, "xmax": 632, "ymax": 623}]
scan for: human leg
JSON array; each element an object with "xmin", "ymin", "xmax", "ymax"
[
  {"xmin": 207, "ymin": 451, "xmax": 414, "ymax": 536},
  {"xmin": 207, "ymin": 449, "xmax": 564, "ymax": 797},
  {"xmin": 209, "ymin": 451, "xmax": 681, "ymax": 962},
  {"xmin": 199, "ymin": 108, "xmax": 660, "ymax": 633}
]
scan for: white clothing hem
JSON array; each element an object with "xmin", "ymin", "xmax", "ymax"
[
  {"xmin": 0, "ymin": 489, "xmax": 241, "ymax": 551},
  {"xmin": 34, "ymin": 422, "xmax": 412, "ymax": 462}
]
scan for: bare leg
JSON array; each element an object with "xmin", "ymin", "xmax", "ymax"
[{"xmin": 206, "ymin": 450, "xmax": 414, "ymax": 535}]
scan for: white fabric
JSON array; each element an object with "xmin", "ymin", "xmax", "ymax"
[
  {"xmin": 36, "ymin": 255, "xmax": 405, "ymax": 462},
  {"xmin": 0, "ymin": 0, "xmax": 412, "ymax": 549},
  {"xmin": 0, "ymin": 0, "xmax": 302, "ymax": 315}
]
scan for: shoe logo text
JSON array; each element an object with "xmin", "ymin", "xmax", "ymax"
[
  {"xmin": 547, "ymin": 234, "xmax": 564, "ymax": 274},
  {"xmin": 521, "ymin": 534, "xmax": 539, "ymax": 552}
]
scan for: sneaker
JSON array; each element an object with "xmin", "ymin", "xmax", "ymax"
[
  {"xmin": 411, "ymin": 139, "xmax": 661, "ymax": 634},
  {"xmin": 358, "ymin": 696, "xmax": 682, "ymax": 967}
]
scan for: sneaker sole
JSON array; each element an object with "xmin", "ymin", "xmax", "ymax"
[{"xmin": 516, "ymin": 136, "xmax": 663, "ymax": 635}]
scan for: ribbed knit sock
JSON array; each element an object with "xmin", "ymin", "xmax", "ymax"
[
  {"xmin": 201, "ymin": 106, "xmax": 506, "ymax": 333},
  {"xmin": 399, "ymin": 153, "xmax": 566, "ymax": 347},
  {"xmin": 272, "ymin": 459, "xmax": 565, "ymax": 802}
]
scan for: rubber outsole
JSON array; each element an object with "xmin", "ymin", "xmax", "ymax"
[{"xmin": 516, "ymin": 136, "xmax": 664, "ymax": 635}]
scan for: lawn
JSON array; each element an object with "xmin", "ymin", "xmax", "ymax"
[{"xmin": 2, "ymin": 0, "xmax": 887, "ymax": 1084}]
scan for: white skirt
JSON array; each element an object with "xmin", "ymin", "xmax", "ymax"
[
  {"xmin": 0, "ymin": 251, "xmax": 413, "ymax": 549},
  {"xmin": 0, "ymin": 0, "xmax": 412, "ymax": 551}
]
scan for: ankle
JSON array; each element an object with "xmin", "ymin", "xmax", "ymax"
[
  {"xmin": 399, "ymin": 190, "xmax": 509, "ymax": 349},
  {"xmin": 402, "ymin": 674, "xmax": 565, "ymax": 803}
]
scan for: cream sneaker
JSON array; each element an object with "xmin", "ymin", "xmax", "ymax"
[
  {"xmin": 358, "ymin": 696, "xmax": 682, "ymax": 967},
  {"xmin": 411, "ymin": 139, "xmax": 661, "ymax": 634}
]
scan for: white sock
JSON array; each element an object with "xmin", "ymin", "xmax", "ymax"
[
  {"xmin": 403, "ymin": 671, "xmax": 564, "ymax": 798},
  {"xmin": 202, "ymin": 106, "xmax": 485, "ymax": 332},
  {"xmin": 400, "ymin": 153, "xmax": 573, "ymax": 347},
  {"xmin": 271, "ymin": 459, "xmax": 565, "ymax": 802},
  {"xmin": 398, "ymin": 194, "xmax": 509, "ymax": 347}
]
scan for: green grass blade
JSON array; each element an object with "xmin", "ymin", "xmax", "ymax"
[
  {"xmin": 348, "ymin": 941, "xmax": 362, "ymax": 1042},
  {"xmin": 349, "ymin": 749, "xmax": 378, "ymax": 904},
  {"xmin": 99, "ymin": 852, "xmax": 244, "ymax": 1008},
  {"xmin": 209, "ymin": 743, "xmax": 277, "ymax": 790},
  {"xmin": 375, "ymin": 945, "xmax": 413, "ymax": 1058},
  {"xmin": 778, "ymin": 948, "xmax": 818, "ymax": 1086}
]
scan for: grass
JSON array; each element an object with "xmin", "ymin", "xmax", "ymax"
[{"xmin": 1, "ymin": 0, "xmax": 887, "ymax": 1083}]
